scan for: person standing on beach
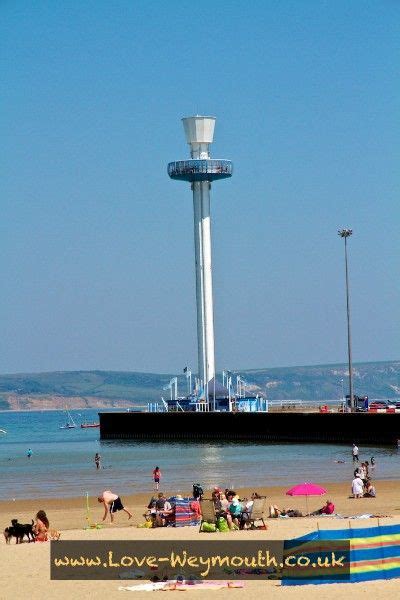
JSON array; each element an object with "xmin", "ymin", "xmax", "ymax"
[
  {"xmin": 153, "ymin": 466, "xmax": 161, "ymax": 491},
  {"xmin": 98, "ymin": 490, "xmax": 132, "ymax": 523},
  {"xmin": 94, "ymin": 453, "xmax": 101, "ymax": 470},
  {"xmin": 352, "ymin": 443, "xmax": 359, "ymax": 462},
  {"xmin": 27, "ymin": 448, "xmax": 32, "ymax": 459}
]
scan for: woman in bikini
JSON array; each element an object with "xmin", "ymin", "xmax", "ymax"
[{"xmin": 34, "ymin": 510, "xmax": 49, "ymax": 542}]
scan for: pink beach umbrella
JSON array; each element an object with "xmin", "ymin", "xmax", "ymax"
[{"xmin": 286, "ymin": 482, "xmax": 327, "ymax": 516}]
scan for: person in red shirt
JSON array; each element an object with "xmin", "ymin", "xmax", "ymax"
[
  {"xmin": 320, "ymin": 500, "xmax": 335, "ymax": 514},
  {"xmin": 310, "ymin": 500, "xmax": 335, "ymax": 516},
  {"xmin": 153, "ymin": 466, "xmax": 161, "ymax": 491}
]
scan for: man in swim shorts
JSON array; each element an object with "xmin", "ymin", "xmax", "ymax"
[{"xmin": 98, "ymin": 490, "xmax": 132, "ymax": 523}]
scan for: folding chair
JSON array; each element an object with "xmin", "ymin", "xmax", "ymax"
[
  {"xmin": 199, "ymin": 499, "xmax": 218, "ymax": 533},
  {"xmin": 247, "ymin": 498, "xmax": 268, "ymax": 529}
]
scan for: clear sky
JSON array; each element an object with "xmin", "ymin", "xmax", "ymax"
[{"xmin": 1, "ymin": 0, "xmax": 399, "ymax": 375}]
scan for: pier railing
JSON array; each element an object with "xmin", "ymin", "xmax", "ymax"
[{"xmin": 268, "ymin": 399, "xmax": 331, "ymax": 411}]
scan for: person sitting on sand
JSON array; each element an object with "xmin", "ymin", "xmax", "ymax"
[
  {"xmin": 219, "ymin": 493, "xmax": 229, "ymax": 513},
  {"xmin": 98, "ymin": 490, "xmax": 132, "ymax": 523},
  {"xmin": 269, "ymin": 505, "xmax": 303, "ymax": 518},
  {"xmin": 229, "ymin": 497, "xmax": 242, "ymax": 519},
  {"xmin": 351, "ymin": 475, "xmax": 364, "ymax": 499},
  {"xmin": 363, "ymin": 479, "xmax": 376, "ymax": 498},
  {"xmin": 144, "ymin": 495, "xmax": 158, "ymax": 525},
  {"xmin": 226, "ymin": 497, "xmax": 242, "ymax": 530},
  {"xmin": 212, "ymin": 487, "xmax": 222, "ymax": 512},
  {"xmin": 154, "ymin": 492, "xmax": 173, "ymax": 527},
  {"xmin": 310, "ymin": 500, "xmax": 335, "ymax": 516},
  {"xmin": 226, "ymin": 490, "xmax": 236, "ymax": 502},
  {"xmin": 34, "ymin": 510, "xmax": 49, "ymax": 542}
]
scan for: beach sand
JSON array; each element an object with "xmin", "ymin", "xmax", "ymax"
[{"xmin": 1, "ymin": 480, "xmax": 399, "ymax": 599}]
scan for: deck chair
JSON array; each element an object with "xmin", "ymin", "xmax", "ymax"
[
  {"xmin": 247, "ymin": 498, "xmax": 268, "ymax": 529},
  {"xmin": 199, "ymin": 499, "xmax": 218, "ymax": 533}
]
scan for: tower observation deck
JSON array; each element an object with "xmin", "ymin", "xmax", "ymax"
[{"xmin": 168, "ymin": 116, "xmax": 232, "ymax": 396}]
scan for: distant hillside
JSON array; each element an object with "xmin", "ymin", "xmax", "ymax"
[{"xmin": 0, "ymin": 361, "xmax": 398, "ymax": 410}]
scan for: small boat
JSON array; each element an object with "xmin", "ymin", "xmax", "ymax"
[
  {"xmin": 0, "ymin": 429, "xmax": 7, "ymax": 434},
  {"xmin": 60, "ymin": 410, "xmax": 76, "ymax": 430},
  {"xmin": 80, "ymin": 422, "xmax": 100, "ymax": 429}
]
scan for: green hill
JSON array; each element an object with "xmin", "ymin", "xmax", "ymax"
[{"xmin": 0, "ymin": 361, "xmax": 398, "ymax": 410}]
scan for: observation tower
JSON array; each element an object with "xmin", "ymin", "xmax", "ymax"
[{"xmin": 168, "ymin": 116, "xmax": 232, "ymax": 393}]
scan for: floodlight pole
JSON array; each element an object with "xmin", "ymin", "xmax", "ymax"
[{"xmin": 338, "ymin": 229, "xmax": 354, "ymax": 412}]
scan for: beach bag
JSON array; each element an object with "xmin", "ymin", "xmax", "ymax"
[
  {"xmin": 201, "ymin": 522, "xmax": 217, "ymax": 533},
  {"xmin": 217, "ymin": 517, "xmax": 229, "ymax": 532}
]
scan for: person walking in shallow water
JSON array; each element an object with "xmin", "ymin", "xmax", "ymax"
[
  {"xmin": 352, "ymin": 443, "xmax": 359, "ymax": 463},
  {"xmin": 94, "ymin": 453, "xmax": 101, "ymax": 470},
  {"xmin": 153, "ymin": 466, "xmax": 161, "ymax": 491}
]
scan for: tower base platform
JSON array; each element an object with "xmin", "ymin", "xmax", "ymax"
[{"xmin": 99, "ymin": 411, "xmax": 400, "ymax": 445}]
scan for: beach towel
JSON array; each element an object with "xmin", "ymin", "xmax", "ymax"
[{"xmin": 118, "ymin": 580, "xmax": 245, "ymax": 591}]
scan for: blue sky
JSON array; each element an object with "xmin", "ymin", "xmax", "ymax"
[{"xmin": 1, "ymin": 0, "xmax": 399, "ymax": 375}]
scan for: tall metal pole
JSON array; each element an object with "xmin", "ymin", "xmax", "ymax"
[{"xmin": 338, "ymin": 229, "xmax": 354, "ymax": 412}]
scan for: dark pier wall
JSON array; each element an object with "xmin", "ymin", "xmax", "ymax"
[{"xmin": 99, "ymin": 412, "xmax": 400, "ymax": 445}]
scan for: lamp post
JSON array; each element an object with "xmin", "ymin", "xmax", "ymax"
[{"xmin": 338, "ymin": 229, "xmax": 354, "ymax": 412}]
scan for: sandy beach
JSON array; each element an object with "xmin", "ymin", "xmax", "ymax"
[{"xmin": 1, "ymin": 480, "xmax": 399, "ymax": 599}]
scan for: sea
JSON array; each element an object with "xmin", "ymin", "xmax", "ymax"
[{"xmin": 0, "ymin": 409, "xmax": 399, "ymax": 501}]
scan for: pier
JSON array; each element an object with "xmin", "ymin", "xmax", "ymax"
[{"xmin": 99, "ymin": 411, "xmax": 400, "ymax": 445}]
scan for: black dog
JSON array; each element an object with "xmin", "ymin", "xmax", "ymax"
[{"xmin": 5, "ymin": 519, "xmax": 36, "ymax": 543}]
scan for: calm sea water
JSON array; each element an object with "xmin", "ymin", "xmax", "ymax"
[{"xmin": 0, "ymin": 410, "xmax": 399, "ymax": 501}]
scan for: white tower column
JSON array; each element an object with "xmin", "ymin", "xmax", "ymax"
[
  {"xmin": 192, "ymin": 179, "xmax": 215, "ymax": 388},
  {"xmin": 183, "ymin": 117, "xmax": 216, "ymax": 390},
  {"xmin": 192, "ymin": 181, "xmax": 206, "ymax": 387},
  {"xmin": 168, "ymin": 115, "xmax": 232, "ymax": 402}
]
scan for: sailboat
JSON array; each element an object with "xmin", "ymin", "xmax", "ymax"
[{"xmin": 60, "ymin": 409, "xmax": 76, "ymax": 429}]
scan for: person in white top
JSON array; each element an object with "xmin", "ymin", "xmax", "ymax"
[
  {"xmin": 352, "ymin": 444, "xmax": 359, "ymax": 462},
  {"xmin": 352, "ymin": 476, "xmax": 364, "ymax": 499}
]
